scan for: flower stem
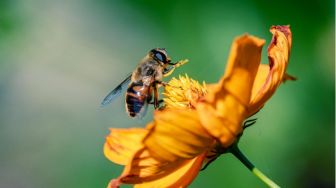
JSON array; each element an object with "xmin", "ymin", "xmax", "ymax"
[{"xmin": 229, "ymin": 144, "xmax": 280, "ymax": 188}]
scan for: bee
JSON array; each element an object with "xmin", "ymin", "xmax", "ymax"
[{"xmin": 101, "ymin": 48, "xmax": 187, "ymax": 118}]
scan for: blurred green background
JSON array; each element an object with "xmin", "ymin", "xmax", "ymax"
[{"xmin": 0, "ymin": 0, "xmax": 334, "ymax": 187}]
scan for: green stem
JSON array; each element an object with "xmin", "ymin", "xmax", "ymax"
[{"xmin": 229, "ymin": 144, "xmax": 281, "ymax": 188}]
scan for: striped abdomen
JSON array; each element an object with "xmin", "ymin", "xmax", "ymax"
[{"xmin": 125, "ymin": 82, "xmax": 152, "ymax": 117}]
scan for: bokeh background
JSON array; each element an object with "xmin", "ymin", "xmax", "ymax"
[{"xmin": 0, "ymin": 0, "xmax": 334, "ymax": 187}]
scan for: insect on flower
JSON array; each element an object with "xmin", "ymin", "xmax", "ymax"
[
  {"xmin": 101, "ymin": 48, "xmax": 187, "ymax": 118},
  {"xmin": 104, "ymin": 25, "xmax": 295, "ymax": 188}
]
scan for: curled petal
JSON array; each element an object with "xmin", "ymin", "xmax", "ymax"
[
  {"xmin": 248, "ymin": 25, "xmax": 294, "ymax": 116},
  {"xmin": 107, "ymin": 179, "xmax": 121, "ymax": 188},
  {"xmin": 144, "ymin": 109, "xmax": 214, "ymax": 162},
  {"xmin": 203, "ymin": 34, "xmax": 265, "ymax": 112},
  {"xmin": 104, "ymin": 128, "xmax": 148, "ymax": 165},
  {"xmin": 197, "ymin": 34, "xmax": 265, "ymax": 146},
  {"xmin": 219, "ymin": 34, "xmax": 265, "ymax": 106}
]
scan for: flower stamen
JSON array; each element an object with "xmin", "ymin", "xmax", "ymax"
[{"xmin": 163, "ymin": 74, "xmax": 207, "ymax": 109}]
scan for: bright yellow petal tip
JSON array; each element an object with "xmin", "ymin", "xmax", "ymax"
[{"xmin": 163, "ymin": 74, "xmax": 207, "ymax": 109}]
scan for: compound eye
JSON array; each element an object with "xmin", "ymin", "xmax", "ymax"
[{"xmin": 154, "ymin": 52, "xmax": 165, "ymax": 62}]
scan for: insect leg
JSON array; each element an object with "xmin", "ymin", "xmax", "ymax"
[
  {"xmin": 149, "ymin": 99, "xmax": 163, "ymax": 105},
  {"xmin": 153, "ymin": 83, "xmax": 159, "ymax": 109},
  {"xmin": 163, "ymin": 66, "xmax": 175, "ymax": 77},
  {"xmin": 163, "ymin": 59, "xmax": 188, "ymax": 77},
  {"xmin": 155, "ymin": 80, "xmax": 183, "ymax": 92},
  {"xmin": 154, "ymin": 80, "xmax": 169, "ymax": 87},
  {"xmin": 167, "ymin": 59, "xmax": 188, "ymax": 67}
]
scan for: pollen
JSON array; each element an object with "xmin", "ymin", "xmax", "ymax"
[{"xmin": 163, "ymin": 74, "xmax": 207, "ymax": 109}]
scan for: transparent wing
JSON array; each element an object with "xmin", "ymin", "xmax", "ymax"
[
  {"xmin": 134, "ymin": 100, "xmax": 148, "ymax": 119},
  {"xmin": 101, "ymin": 73, "xmax": 132, "ymax": 106},
  {"xmin": 134, "ymin": 84, "xmax": 154, "ymax": 119}
]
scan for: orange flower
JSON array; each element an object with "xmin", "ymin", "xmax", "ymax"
[{"xmin": 104, "ymin": 25, "xmax": 294, "ymax": 187}]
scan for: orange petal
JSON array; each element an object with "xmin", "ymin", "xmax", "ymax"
[
  {"xmin": 133, "ymin": 153, "xmax": 206, "ymax": 188},
  {"xmin": 144, "ymin": 109, "xmax": 214, "ymax": 162},
  {"xmin": 121, "ymin": 148, "xmax": 184, "ymax": 183},
  {"xmin": 107, "ymin": 179, "xmax": 121, "ymax": 188},
  {"xmin": 196, "ymin": 101, "xmax": 243, "ymax": 148},
  {"xmin": 248, "ymin": 25, "xmax": 293, "ymax": 116},
  {"xmin": 204, "ymin": 34, "xmax": 265, "ymax": 112},
  {"xmin": 104, "ymin": 128, "xmax": 148, "ymax": 165},
  {"xmin": 197, "ymin": 34, "xmax": 265, "ymax": 146},
  {"xmin": 107, "ymin": 147, "xmax": 207, "ymax": 187},
  {"xmin": 115, "ymin": 148, "xmax": 205, "ymax": 185},
  {"xmin": 219, "ymin": 34, "xmax": 265, "ymax": 106}
]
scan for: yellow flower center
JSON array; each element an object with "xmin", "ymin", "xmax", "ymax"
[{"xmin": 163, "ymin": 74, "xmax": 207, "ymax": 109}]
